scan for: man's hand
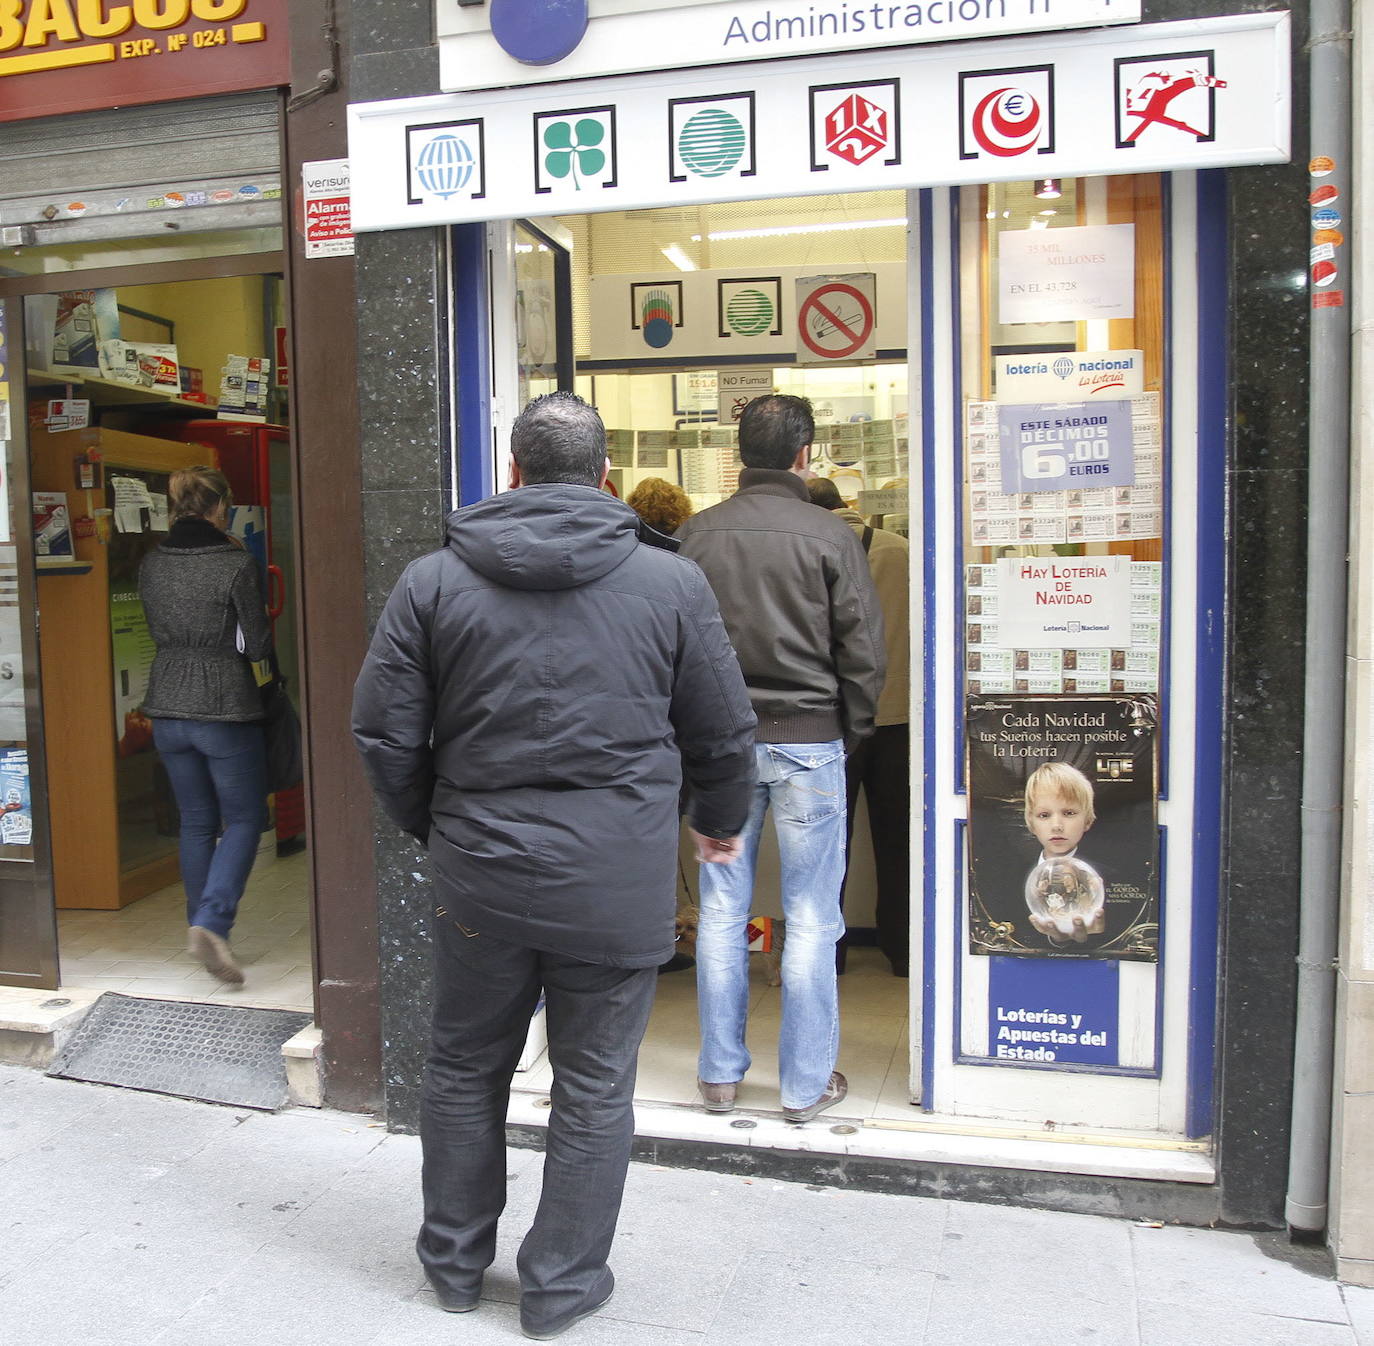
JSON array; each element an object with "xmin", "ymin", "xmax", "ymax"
[{"xmin": 689, "ymin": 828, "xmax": 743, "ymax": 865}]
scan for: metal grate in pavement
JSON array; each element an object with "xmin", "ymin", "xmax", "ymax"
[{"xmin": 47, "ymin": 993, "xmax": 311, "ymax": 1110}]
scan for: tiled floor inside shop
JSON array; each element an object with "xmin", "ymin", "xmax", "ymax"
[
  {"xmin": 55, "ymin": 849, "xmax": 312, "ymax": 1011},
  {"xmin": 515, "ymin": 945, "xmax": 919, "ymax": 1122}
]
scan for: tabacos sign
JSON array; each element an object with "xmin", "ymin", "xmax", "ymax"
[{"xmin": 0, "ymin": 0, "xmax": 289, "ymax": 124}]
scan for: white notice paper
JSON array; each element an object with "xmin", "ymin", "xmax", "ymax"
[
  {"xmin": 111, "ymin": 475, "xmax": 150, "ymax": 534},
  {"xmin": 998, "ymin": 225, "xmax": 1136, "ymax": 325},
  {"xmin": 997, "ymin": 555, "xmax": 1132, "ymax": 649}
]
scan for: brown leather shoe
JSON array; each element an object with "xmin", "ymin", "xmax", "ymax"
[
  {"xmin": 188, "ymin": 926, "xmax": 244, "ymax": 985},
  {"xmin": 697, "ymin": 1079, "xmax": 738, "ymax": 1114},
  {"xmin": 782, "ymin": 1071, "xmax": 848, "ymax": 1124}
]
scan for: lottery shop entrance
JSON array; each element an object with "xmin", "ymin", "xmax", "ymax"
[{"xmin": 465, "ymin": 171, "xmax": 1223, "ymax": 1183}]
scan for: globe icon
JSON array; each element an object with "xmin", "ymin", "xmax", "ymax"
[
  {"xmin": 678, "ymin": 109, "xmax": 747, "ymax": 178},
  {"xmin": 726, "ymin": 288, "xmax": 773, "ymax": 336},
  {"xmin": 1053, "ymin": 356, "xmax": 1074, "ymax": 380},
  {"xmin": 416, "ymin": 134, "xmax": 475, "ymax": 199}
]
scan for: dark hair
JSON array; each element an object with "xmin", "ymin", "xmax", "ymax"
[
  {"xmin": 806, "ymin": 477, "xmax": 845, "ymax": 510},
  {"xmin": 168, "ymin": 466, "xmax": 232, "ymax": 522},
  {"xmin": 737, "ymin": 394, "xmax": 814, "ymax": 470},
  {"xmin": 627, "ymin": 477, "xmax": 693, "ymax": 534},
  {"xmin": 511, "ymin": 391, "xmax": 607, "ymax": 487}
]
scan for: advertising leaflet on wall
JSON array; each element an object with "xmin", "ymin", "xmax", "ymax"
[
  {"xmin": 0, "ymin": 1, "xmax": 290, "ymax": 126},
  {"xmin": 351, "ymin": 14, "xmax": 1291, "ymax": 231},
  {"xmin": 966, "ymin": 693, "xmax": 1159, "ymax": 962},
  {"xmin": 110, "ymin": 587, "xmax": 155, "ymax": 745},
  {"xmin": 997, "ymin": 224, "xmax": 1135, "ymax": 325},
  {"xmin": 966, "ymin": 392, "xmax": 1161, "ymax": 545},
  {"xmin": 0, "ymin": 747, "xmax": 31, "ymax": 847},
  {"xmin": 0, "ymin": 302, "xmax": 10, "ymax": 445},
  {"xmin": 998, "ymin": 401, "xmax": 1134, "ymax": 494},
  {"xmin": 435, "ymin": 0, "xmax": 1142, "ymax": 94},
  {"xmin": 302, "ymin": 159, "xmax": 355, "ymax": 259},
  {"xmin": 32, "ymin": 492, "xmax": 73, "ymax": 559},
  {"xmin": 965, "ymin": 561, "xmax": 1161, "ymax": 695},
  {"xmin": 995, "ymin": 350, "xmax": 1144, "ymax": 402}
]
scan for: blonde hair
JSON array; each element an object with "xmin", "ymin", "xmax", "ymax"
[
  {"xmin": 168, "ymin": 466, "xmax": 232, "ymax": 523},
  {"xmin": 627, "ymin": 477, "xmax": 693, "ymax": 535},
  {"xmin": 1024, "ymin": 762, "xmax": 1096, "ymax": 831}
]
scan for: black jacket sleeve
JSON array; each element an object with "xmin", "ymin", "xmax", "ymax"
[
  {"xmin": 828, "ymin": 528, "xmax": 886, "ymax": 752},
  {"xmin": 672, "ymin": 566, "xmax": 757, "ymax": 839},
  {"xmin": 351, "ymin": 558, "xmax": 438, "ymax": 841}
]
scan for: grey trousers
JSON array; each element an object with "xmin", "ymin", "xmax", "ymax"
[{"xmin": 417, "ymin": 912, "xmax": 657, "ymax": 1328}]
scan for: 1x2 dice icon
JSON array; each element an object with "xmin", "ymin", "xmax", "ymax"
[{"xmin": 823, "ymin": 93, "xmax": 889, "ymax": 165}]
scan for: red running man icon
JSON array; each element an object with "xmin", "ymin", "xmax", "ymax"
[{"xmin": 1123, "ymin": 70, "xmax": 1228, "ymax": 142}]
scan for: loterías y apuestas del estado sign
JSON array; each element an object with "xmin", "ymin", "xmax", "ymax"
[{"xmin": 0, "ymin": 0, "xmax": 289, "ymax": 123}]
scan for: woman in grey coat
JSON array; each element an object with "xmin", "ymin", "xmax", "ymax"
[{"xmin": 139, "ymin": 466, "xmax": 272, "ymax": 984}]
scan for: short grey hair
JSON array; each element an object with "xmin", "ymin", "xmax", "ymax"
[{"xmin": 511, "ymin": 392, "xmax": 607, "ymax": 487}]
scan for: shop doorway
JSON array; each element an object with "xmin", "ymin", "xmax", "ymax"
[
  {"xmin": 0, "ymin": 244, "xmax": 311, "ymax": 1015},
  {"xmin": 468, "ymin": 172, "xmax": 1224, "ymax": 1168},
  {"xmin": 479, "ymin": 191, "xmax": 919, "ymax": 1121}
]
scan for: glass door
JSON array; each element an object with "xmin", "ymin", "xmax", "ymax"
[{"xmin": 0, "ymin": 296, "xmax": 59, "ymax": 989}]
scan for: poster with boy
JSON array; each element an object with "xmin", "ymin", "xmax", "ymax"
[{"xmin": 967, "ymin": 694, "xmax": 1158, "ymax": 962}]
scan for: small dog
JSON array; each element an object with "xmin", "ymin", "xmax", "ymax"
[{"xmin": 675, "ymin": 905, "xmax": 785, "ymax": 987}]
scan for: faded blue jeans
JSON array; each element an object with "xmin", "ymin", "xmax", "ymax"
[
  {"xmin": 695, "ymin": 741, "xmax": 846, "ymax": 1110},
  {"xmin": 152, "ymin": 718, "xmax": 268, "ymax": 939}
]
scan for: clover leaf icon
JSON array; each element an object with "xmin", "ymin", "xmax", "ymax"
[{"xmin": 543, "ymin": 118, "xmax": 607, "ymax": 189}]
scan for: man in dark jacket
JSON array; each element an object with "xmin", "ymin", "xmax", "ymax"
[
  {"xmin": 352, "ymin": 392, "xmax": 755, "ymax": 1341},
  {"xmin": 676, "ymin": 394, "xmax": 884, "ymax": 1124}
]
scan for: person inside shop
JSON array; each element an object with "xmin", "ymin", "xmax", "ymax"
[
  {"xmin": 1022, "ymin": 761, "xmax": 1106, "ymax": 946},
  {"xmin": 627, "ymin": 475, "xmax": 699, "ymax": 975},
  {"xmin": 806, "ymin": 475, "xmax": 911, "ymax": 978},
  {"xmin": 138, "ymin": 466, "xmax": 272, "ymax": 986},
  {"xmin": 627, "ymin": 477, "xmax": 694, "ymax": 539},
  {"xmin": 351, "ymin": 391, "xmax": 755, "ymax": 1340},
  {"xmin": 677, "ymin": 394, "xmax": 884, "ymax": 1124}
]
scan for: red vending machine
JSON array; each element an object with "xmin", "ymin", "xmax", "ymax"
[{"xmin": 151, "ymin": 420, "xmax": 304, "ymax": 851}]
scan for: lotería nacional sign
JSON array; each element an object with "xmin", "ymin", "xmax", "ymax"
[{"xmin": 0, "ymin": 0, "xmax": 289, "ymax": 124}]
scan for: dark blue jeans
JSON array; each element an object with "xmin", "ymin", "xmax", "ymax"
[
  {"xmin": 152, "ymin": 718, "xmax": 268, "ymax": 938},
  {"xmin": 418, "ymin": 904, "xmax": 657, "ymax": 1328}
]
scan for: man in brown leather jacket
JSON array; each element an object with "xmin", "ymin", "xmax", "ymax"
[{"xmin": 677, "ymin": 394, "xmax": 884, "ymax": 1123}]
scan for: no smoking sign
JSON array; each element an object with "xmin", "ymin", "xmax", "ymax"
[{"xmin": 795, "ymin": 273, "xmax": 877, "ymax": 364}]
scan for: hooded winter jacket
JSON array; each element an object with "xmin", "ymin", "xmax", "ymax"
[{"xmin": 351, "ymin": 484, "xmax": 757, "ymax": 967}]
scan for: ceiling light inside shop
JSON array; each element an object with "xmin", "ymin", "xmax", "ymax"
[
  {"xmin": 661, "ymin": 243, "xmax": 698, "ymax": 271},
  {"xmin": 688, "ymin": 217, "xmax": 905, "ymax": 242},
  {"xmin": 1034, "ymin": 178, "xmax": 1063, "ymax": 199}
]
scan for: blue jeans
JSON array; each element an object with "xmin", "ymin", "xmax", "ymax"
[
  {"xmin": 695, "ymin": 741, "xmax": 846, "ymax": 1109},
  {"xmin": 152, "ymin": 718, "xmax": 268, "ymax": 938}
]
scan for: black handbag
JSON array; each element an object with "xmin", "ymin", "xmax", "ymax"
[{"xmin": 260, "ymin": 655, "xmax": 304, "ymax": 794}]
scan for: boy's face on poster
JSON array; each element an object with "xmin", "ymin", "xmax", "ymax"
[{"xmin": 1028, "ymin": 789, "xmax": 1090, "ymax": 857}]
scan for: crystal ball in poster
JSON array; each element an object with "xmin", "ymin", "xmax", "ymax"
[{"xmin": 1024, "ymin": 854, "xmax": 1104, "ymax": 938}]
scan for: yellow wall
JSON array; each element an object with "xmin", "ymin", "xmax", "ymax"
[{"xmin": 116, "ymin": 277, "xmax": 268, "ymax": 390}]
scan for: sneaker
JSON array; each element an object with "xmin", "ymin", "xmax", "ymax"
[
  {"xmin": 521, "ymin": 1271, "xmax": 614, "ymax": 1340},
  {"xmin": 782, "ymin": 1071, "xmax": 848, "ymax": 1124},
  {"xmin": 188, "ymin": 925, "xmax": 244, "ymax": 985},
  {"xmin": 697, "ymin": 1079, "xmax": 738, "ymax": 1114}
]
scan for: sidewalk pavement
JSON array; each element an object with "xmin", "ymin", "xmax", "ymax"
[{"xmin": 1, "ymin": 1063, "xmax": 1370, "ymax": 1346}]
